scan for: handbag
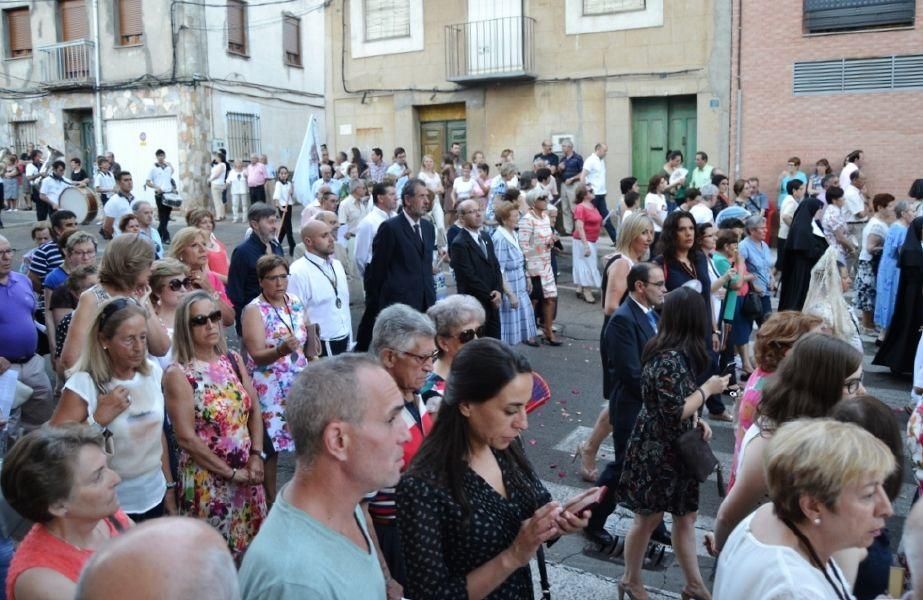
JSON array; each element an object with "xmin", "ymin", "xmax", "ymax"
[
  {"xmin": 676, "ymin": 420, "xmax": 727, "ymax": 497},
  {"xmin": 740, "ymin": 290, "xmax": 762, "ymax": 320}
]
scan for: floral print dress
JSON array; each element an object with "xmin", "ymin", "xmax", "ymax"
[
  {"xmin": 245, "ymin": 293, "xmax": 309, "ymax": 453},
  {"xmin": 619, "ymin": 350, "xmax": 701, "ymax": 516},
  {"xmin": 179, "ymin": 354, "xmax": 267, "ymax": 561},
  {"xmin": 518, "ymin": 211, "xmax": 557, "ymax": 298}
]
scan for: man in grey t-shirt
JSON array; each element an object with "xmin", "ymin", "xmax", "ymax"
[{"xmin": 239, "ymin": 355, "xmax": 410, "ymax": 600}]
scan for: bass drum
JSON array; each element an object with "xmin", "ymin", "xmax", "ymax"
[{"xmin": 58, "ymin": 187, "xmax": 99, "ymax": 225}]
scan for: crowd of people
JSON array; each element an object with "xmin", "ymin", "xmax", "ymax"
[{"xmin": 0, "ymin": 139, "xmax": 922, "ymax": 600}]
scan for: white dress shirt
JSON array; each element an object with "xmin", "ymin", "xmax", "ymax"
[
  {"xmin": 582, "ymin": 153, "xmax": 607, "ymax": 195},
  {"xmin": 39, "ymin": 176, "xmax": 73, "ymax": 207},
  {"xmin": 843, "ymin": 184, "xmax": 866, "ymax": 221},
  {"xmin": 354, "ymin": 206, "xmax": 395, "ymax": 276},
  {"xmin": 288, "ymin": 252, "xmax": 351, "ymax": 342},
  {"xmin": 147, "ymin": 163, "xmax": 174, "ymax": 193},
  {"xmin": 94, "ymin": 170, "xmax": 116, "ymax": 195}
]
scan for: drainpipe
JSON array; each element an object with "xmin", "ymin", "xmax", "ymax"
[{"xmin": 91, "ymin": 0, "xmax": 104, "ymax": 156}]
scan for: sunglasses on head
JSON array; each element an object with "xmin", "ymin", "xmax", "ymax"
[
  {"xmin": 168, "ymin": 277, "xmax": 192, "ymax": 292},
  {"xmin": 457, "ymin": 326, "xmax": 485, "ymax": 344},
  {"xmin": 189, "ymin": 310, "xmax": 222, "ymax": 327}
]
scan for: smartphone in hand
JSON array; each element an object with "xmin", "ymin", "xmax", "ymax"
[{"xmin": 562, "ymin": 486, "xmax": 606, "ymax": 515}]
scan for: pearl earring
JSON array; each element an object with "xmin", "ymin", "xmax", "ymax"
[{"xmin": 814, "ymin": 518, "xmax": 821, "ymax": 525}]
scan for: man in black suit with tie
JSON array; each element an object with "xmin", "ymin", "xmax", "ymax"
[
  {"xmin": 449, "ymin": 199, "xmax": 503, "ymax": 339},
  {"xmin": 585, "ymin": 262, "xmax": 668, "ymax": 547},
  {"xmin": 355, "ymin": 178, "xmax": 437, "ymax": 351}
]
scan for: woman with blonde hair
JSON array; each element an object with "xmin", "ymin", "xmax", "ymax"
[
  {"xmin": 575, "ymin": 213, "xmax": 654, "ymax": 481},
  {"xmin": 714, "ymin": 419, "xmax": 894, "ymax": 599},
  {"xmin": 164, "ymin": 291, "xmax": 267, "ymax": 560},
  {"xmin": 148, "ymin": 258, "xmax": 191, "ymax": 369},
  {"xmin": 60, "ymin": 234, "xmax": 169, "ymax": 371},
  {"xmin": 52, "ymin": 298, "xmax": 174, "ymax": 520},
  {"xmin": 418, "ymin": 155, "xmax": 446, "ymax": 243},
  {"xmin": 186, "ymin": 208, "xmax": 230, "ymax": 283},
  {"xmin": 169, "ymin": 226, "xmax": 234, "ymax": 327}
]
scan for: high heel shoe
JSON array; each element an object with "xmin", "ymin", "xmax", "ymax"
[
  {"xmin": 618, "ymin": 581, "xmax": 647, "ymax": 600},
  {"xmin": 571, "ymin": 442, "xmax": 598, "ymax": 482}
]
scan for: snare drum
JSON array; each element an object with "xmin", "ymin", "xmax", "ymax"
[
  {"xmin": 162, "ymin": 192, "xmax": 183, "ymax": 208},
  {"xmin": 58, "ymin": 187, "xmax": 99, "ymax": 225}
]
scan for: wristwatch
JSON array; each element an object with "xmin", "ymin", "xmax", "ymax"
[{"xmin": 249, "ymin": 449, "xmax": 267, "ymax": 461}]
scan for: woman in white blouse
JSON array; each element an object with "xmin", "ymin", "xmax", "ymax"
[
  {"xmin": 644, "ymin": 174, "xmax": 669, "ymax": 244},
  {"xmin": 273, "ymin": 166, "xmax": 296, "ymax": 256},
  {"xmin": 207, "ymin": 152, "xmax": 227, "ymax": 221},
  {"xmin": 714, "ymin": 419, "xmax": 893, "ymax": 600}
]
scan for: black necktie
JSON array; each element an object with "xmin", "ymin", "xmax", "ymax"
[{"xmin": 413, "ymin": 223, "xmax": 423, "ymax": 250}]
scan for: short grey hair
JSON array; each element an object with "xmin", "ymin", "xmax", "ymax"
[
  {"xmin": 131, "ymin": 199, "xmax": 153, "ymax": 212},
  {"xmin": 370, "ymin": 303, "xmax": 436, "ymax": 356},
  {"xmin": 65, "ymin": 231, "xmax": 97, "ymax": 253},
  {"xmin": 286, "ymin": 354, "xmax": 382, "ymax": 464},
  {"xmin": 349, "ymin": 178, "xmax": 367, "ymax": 194},
  {"xmin": 500, "ymin": 163, "xmax": 518, "ymax": 179},
  {"xmin": 745, "ymin": 215, "xmax": 766, "ymax": 233},
  {"xmin": 894, "ymin": 200, "xmax": 910, "ymax": 220},
  {"xmin": 700, "ymin": 183, "xmax": 719, "ymax": 198},
  {"xmin": 426, "ymin": 295, "xmax": 485, "ymax": 338}
]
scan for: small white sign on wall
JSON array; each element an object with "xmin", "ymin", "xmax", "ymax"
[
  {"xmin": 551, "ymin": 134, "xmax": 575, "ymax": 153},
  {"xmin": 339, "ymin": 123, "xmax": 353, "ymax": 136}
]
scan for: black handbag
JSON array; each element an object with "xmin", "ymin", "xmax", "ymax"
[
  {"xmin": 740, "ymin": 291, "xmax": 762, "ymax": 320},
  {"xmin": 676, "ymin": 424, "xmax": 727, "ymax": 497}
]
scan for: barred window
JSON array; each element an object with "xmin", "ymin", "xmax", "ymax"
[
  {"xmin": 226, "ymin": 113, "xmax": 261, "ymax": 162},
  {"xmin": 12, "ymin": 121, "xmax": 37, "ymax": 155},
  {"xmin": 582, "ymin": 0, "xmax": 645, "ymax": 15},
  {"xmin": 364, "ymin": 0, "xmax": 410, "ymax": 42}
]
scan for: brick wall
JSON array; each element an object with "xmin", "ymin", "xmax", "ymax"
[{"xmin": 730, "ymin": 0, "xmax": 923, "ymax": 204}]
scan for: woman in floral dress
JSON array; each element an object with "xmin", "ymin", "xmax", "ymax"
[
  {"xmin": 519, "ymin": 189, "xmax": 561, "ymax": 345},
  {"xmin": 241, "ymin": 255, "xmax": 310, "ymax": 504},
  {"xmin": 164, "ymin": 291, "xmax": 267, "ymax": 562},
  {"xmin": 492, "ymin": 200, "xmax": 538, "ymax": 346}
]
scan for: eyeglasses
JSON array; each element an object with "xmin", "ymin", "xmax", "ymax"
[
  {"xmin": 644, "ymin": 280, "xmax": 667, "ymax": 288},
  {"xmin": 189, "ymin": 310, "xmax": 222, "ymax": 327},
  {"xmin": 71, "ymin": 249, "xmax": 96, "ymax": 257},
  {"xmin": 262, "ymin": 274, "xmax": 288, "ymax": 283},
  {"xmin": 0, "ymin": 249, "xmax": 14, "ymax": 257},
  {"xmin": 844, "ymin": 374, "xmax": 864, "ymax": 395},
  {"xmin": 168, "ymin": 277, "xmax": 192, "ymax": 292},
  {"xmin": 396, "ymin": 349, "xmax": 439, "ymax": 365},
  {"xmin": 457, "ymin": 327, "xmax": 484, "ymax": 344}
]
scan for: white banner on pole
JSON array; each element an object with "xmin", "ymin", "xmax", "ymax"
[{"xmin": 293, "ymin": 114, "xmax": 321, "ymax": 206}]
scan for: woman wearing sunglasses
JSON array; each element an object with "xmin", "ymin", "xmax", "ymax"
[
  {"xmin": 422, "ymin": 295, "xmax": 486, "ymax": 413},
  {"xmin": 163, "ymin": 291, "xmax": 267, "ymax": 562},
  {"xmin": 169, "ymin": 226, "xmax": 234, "ymax": 327},
  {"xmin": 241, "ymin": 255, "xmax": 310, "ymax": 505},
  {"xmin": 149, "ymin": 258, "xmax": 191, "ymax": 369},
  {"xmin": 52, "ymin": 298, "xmax": 175, "ymax": 521}
]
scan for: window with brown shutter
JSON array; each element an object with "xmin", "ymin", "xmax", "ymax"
[
  {"xmin": 227, "ymin": 0, "xmax": 248, "ymax": 56},
  {"xmin": 117, "ymin": 0, "xmax": 143, "ymax": 46},
  {"xmin": 59, "ymin": 0, "xmax": 89, "ymax": 42},
  {"xmin": 283, "ymin": 14, "xmax": 301, "ymax": 67},
  {"xmin": 5, "ymin": 8, "xmax": 32, "ymax": 58}
]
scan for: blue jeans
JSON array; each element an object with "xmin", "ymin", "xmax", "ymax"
[{"xmin": 593, "ymin": 194, "xmax": 618, "ymax": 243}]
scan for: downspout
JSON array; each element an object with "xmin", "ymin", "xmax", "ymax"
[
  {"xmin": 733, "ymin": 0, "xmax": 742, "ymax": 178},
  {"xmin": 91, "ymin": 0, "xmax": 104, "ymax": 156}
]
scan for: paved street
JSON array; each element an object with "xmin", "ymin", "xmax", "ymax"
[{"xmin": 1, "ymin": 205, "xmax": 916, "ymax": 599}]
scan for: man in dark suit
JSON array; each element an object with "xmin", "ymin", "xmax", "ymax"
[
  {"xmin": 585, "ymin": 262, "xmax": 668, "ymax": 546},
  {"xmin": 449, "ymin": 199, "xmax": 503, "ymax": 339},
  {"xmin": 355, "ymin": 178, "xmax": 436, "ymax": 351}
]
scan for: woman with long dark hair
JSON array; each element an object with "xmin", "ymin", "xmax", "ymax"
[
  {"xmin": 654, "ymin": 211, "xmax": 729, "ymax": 420},
  {"xmin": 874, "ymin": 216, "xmax": 923, "ymax": 374},
  {"xmin": 618, "ymin": 287, "xmax": 730, "ymax": 600},
  {"xmin": 397, "ymin": 339, "xmax": 596, "ymax": 599},
  {"xmin": 778, "ymin": 198, "xmax": 828, "ymax": 311}
]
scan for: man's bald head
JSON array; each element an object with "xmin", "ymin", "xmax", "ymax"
[
  {"xmin": 76, "ymin": 517, "xmax": 239, "ymax": 600},
  {"xmin": 314, "ymin": 210, "xmax": 339, "ymax": 229}
]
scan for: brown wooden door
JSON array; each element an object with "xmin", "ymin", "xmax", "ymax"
[{"xmin": 59, "ymin": 0, "xmax": 89, "ymax": 79}]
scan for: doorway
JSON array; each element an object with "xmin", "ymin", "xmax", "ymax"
[
  {"xmin": 63, "ymin": 108, "xmax": 95, "ymax": 175},
  {"xmin": 631, "ymin": 96, "xmax": 697, "ymax": 194},
  {"xmin": 418, "ymin": 103, "xmax": 467, "ymax": 166}
]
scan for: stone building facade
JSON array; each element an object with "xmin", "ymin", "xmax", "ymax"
[
  {"xmin": 0, "ymin": 0, "xmax": 325, "ymax": 208},
  {"xmin": 326, "ymin": 0, "xmax": 732, "ymax": 198}
]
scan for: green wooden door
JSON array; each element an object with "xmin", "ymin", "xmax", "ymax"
[
  {"xmin": 631, "ymin": 96, "xmax": 696, "ymax": 194},
  {"xmin": 446, "ymin": 120, "xmax": 467, "ymax": 162},
  {"xmin": 420, "ymin": 120, "xmax": 467, "ymax": 165}
]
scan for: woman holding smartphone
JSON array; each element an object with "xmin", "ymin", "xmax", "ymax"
[{"xmin": 397, "ymin": 339, "xmax": 599, "ymax": 599}]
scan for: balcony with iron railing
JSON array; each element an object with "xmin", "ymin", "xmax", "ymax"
[
  {"xmin": 445, "ymin": 16, "xmax": 536, "ymax": 85},
  {"xmin": 37, "ymin": 40, "xmax": 95, "ymax": 88}
]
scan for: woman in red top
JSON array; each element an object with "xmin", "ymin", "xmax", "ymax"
[
  {"xmin": 572, "ymin": 184, "xmax": 603, "ymax": 303},
  {"xmin": 1, "ymin": 425, "xmax": 132, "ymax": 600}
]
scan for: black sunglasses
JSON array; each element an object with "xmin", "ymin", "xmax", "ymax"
[
  {"xmin": 189, "ymin": 310, "xmax": 222, "ymax": 327},
  {"xmin": 457, "ymin": 326, "xmax": 485, "ymax": 344},
  {"xmin": 168, "ymin": 277, "xmax": 192, "ymax": 292}
]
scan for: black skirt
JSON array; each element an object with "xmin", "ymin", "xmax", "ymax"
[{"xmin": 873, "ymin": 265, "xmax": 923, "ymax": 374}]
